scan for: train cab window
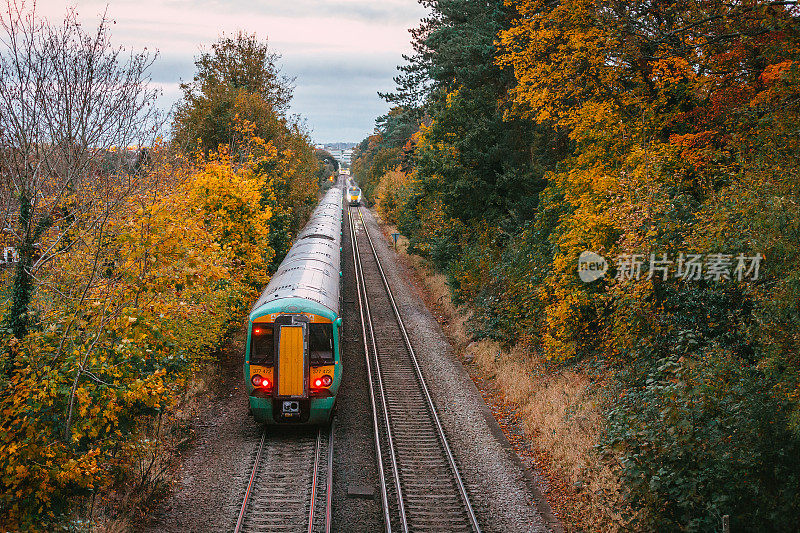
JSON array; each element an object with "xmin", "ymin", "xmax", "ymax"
[
  {"xmin": 309, "ymin": 323, "xmax": 334, "ymax": 365},
  {"xmin": 250, "ymin": 325, "xmax": 274, "ymax": 365}
]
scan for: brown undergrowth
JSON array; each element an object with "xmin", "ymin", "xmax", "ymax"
[
  {"xmin": 90, "ymin": 361, "xmax": 221, "ymax": 532},
  {"xmin": 376, "ymin": 216, "xmax": 637, "ymax": 532}
]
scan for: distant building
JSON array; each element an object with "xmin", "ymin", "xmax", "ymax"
[
  {"xmin": 1, "ymin": 246, "xmax": 19, "ymax": 266},
  {"xmin": 316, "ymin": 143, "xmax": 356, "ymax": 166}
]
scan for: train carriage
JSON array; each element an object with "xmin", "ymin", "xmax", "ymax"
[{"xmin": 245, "ymin": 188, "xmax": 344, "ymax": 425}]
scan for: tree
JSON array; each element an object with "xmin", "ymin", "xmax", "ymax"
[
  {"xmin": 0, "ymin": 2, "xmax": 161, "ymax": 367},
  {"xmin": 190, "ymin": 31, "xmax": 292, "ymax": 112},
  {"xmin": 315, "ymin": 149, "xmax": 339, "ymax": 183},
  {"xmin": 173, "ymin": 32, "xmax": 319, "ymax": 267},
  {"xmin": 172, "ymin": 31, "xmax": 294, "ymax": 156},
  {"xmin": 495, "ymin": 1, "xmax": 800, "ymax": 528}
]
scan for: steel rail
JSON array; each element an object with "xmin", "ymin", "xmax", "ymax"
[
  {"xmin": 348, "ymin": 206, "xmax": 396, "ymax": 532},
  {"xmin": 324, "ymin": 420, "xmax": 335, "ymax": 533},
  {"xmin": 234, "ymin": 430, "xmax": 266, "ymax": 533},
  {"xmin": 235, "ymin": 426, "xmax": 333, "ymax": 533},
  {"xmin": 308, "ymin": 428, "xmax": 323, "ymax": 533},
  {"xmin": 357, "ymin": 207, "xmax": 482, "ymax": 533}
]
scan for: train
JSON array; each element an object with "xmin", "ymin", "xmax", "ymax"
[
  {"xmin": 347, "ymin": 185, "xmax": 362, "ymax": 206},
  {"xmin": 244, "ymin": 187, "xmax": 344, "ymax": 425}
]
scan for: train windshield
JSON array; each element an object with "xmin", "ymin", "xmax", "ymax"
[
  {"xmin": 309, "ymin": 323, "xmax": 334, "ymax": 364},
  {"xmin": 250, "ymin": 325, "xmax": 274, "ymax": 364}
]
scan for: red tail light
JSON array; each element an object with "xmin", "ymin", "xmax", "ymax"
[
  {"xmin": 313, "ymin": 375, "xmax": 333, "ymax": 389},
  {"xmin": 251, "ymin": 375, "xmax": 271, "ymax": 389}
]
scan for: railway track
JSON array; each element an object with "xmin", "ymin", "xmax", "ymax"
[
  {"xmin": 234, "ymin": 426, "xmax": 334, "ymax": 533},
  {"xmin": 348, "ymin": 206, "xmax": 482, "ymax": 533}
]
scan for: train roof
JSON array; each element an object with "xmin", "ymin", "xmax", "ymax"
[{"xmin": 250, "ymin": 188, "xmax": 343, "ymax": 318}]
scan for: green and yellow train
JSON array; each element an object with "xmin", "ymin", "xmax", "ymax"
[{"xmin": 244, "ymin": 187, "xmax": 344, "ymax": 425}]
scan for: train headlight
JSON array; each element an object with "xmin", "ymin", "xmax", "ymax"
[
  {"xmin": 251, "ymin": 374, "xmax": 270, "ymax": 388},
  {"xmin": 313, "ymin": 375, "xmax": 333, "ymax": 388}
]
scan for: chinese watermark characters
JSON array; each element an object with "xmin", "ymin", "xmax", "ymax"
[{"xmin": 578, "ymin": 251, "xmax": 762, "ymax": 283}]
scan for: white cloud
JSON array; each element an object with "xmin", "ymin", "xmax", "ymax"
[{"xmin": 34, "ymin": 0, "xmax": 427, "ymax": 142}]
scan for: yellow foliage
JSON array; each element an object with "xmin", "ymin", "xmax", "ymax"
[
  {"xmin": 0, "ymin": 122, "xmax": 314, "ymax": 527},
  {"xmin": 374, "ymin": 168, "xmax": 413, "ymax": 224},
  {"xmin": 189, "ymin": 160, "xmax": 273, "ymax": 289}
]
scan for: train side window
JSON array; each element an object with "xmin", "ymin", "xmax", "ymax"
[
  {"xmin": 309, "ymin": 323, "xmax": 333, "ymax": 365},
  {"xmin": 250, "ymin": 325, "xmax": 274, "ymax": 365}
]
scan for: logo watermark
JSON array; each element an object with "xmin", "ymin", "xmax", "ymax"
[
  {"xmin": 578, "ymin": 251, "xmax": 608, "ymax": 282},
  {"xmin": 578, "ymin": 251, "xmax": 763, "ymax": 283}
]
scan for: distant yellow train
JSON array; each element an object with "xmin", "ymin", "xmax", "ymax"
[{"xmin": 347, "ymin": 185, "xmax": 362, "ymax": 206}]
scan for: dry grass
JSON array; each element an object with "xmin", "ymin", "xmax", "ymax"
[
  {"xmin": 378, "ymin": 218, "xmax": 639, "ymax": 532},
  {"xmin": 468, "ymin": 340, "xmax": 638, "ymax": 530}
]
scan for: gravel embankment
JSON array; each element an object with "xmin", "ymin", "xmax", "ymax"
[{"xmin": 142, "ymin": 330, "xmax": 261, "ymax": 532}]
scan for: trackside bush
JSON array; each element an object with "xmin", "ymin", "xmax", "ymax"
[{"xmin": 604, "ymin": 352, "xmax": 800, "ymax": 532}]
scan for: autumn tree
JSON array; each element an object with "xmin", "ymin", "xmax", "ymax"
[
  {"xmin": 350, "ymin": 0, "xmax": 568, "ymax": 292},
  {"xmin": 172, "ymin": 31, "xmax": 294, "ymax": 157},
  {"xmin": 496, "ymin": 1, "xmax": 800, "ymax": 529},
  {"xmin": 173, "ymin": 32, "xmax": 319, "ymax": 267},
  {"xmin": 0, "ymin": 2, "xmax": 161, "ymax": 366}
]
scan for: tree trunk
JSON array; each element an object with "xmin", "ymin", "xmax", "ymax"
[{"xmin": 3, "ymin": 194, "xmax": 35, "ymax": 374}]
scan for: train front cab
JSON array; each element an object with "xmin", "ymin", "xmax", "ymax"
[
  {"xmin": 245, "ymin": 306, "xmax": 342, "ymax": 425},
  {"xmin": 347, "ymin": 187, "xmax": 361, "ymax": 206}
]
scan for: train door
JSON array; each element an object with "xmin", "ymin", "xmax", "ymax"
[{"xmin": 274, "ymin": 315, "xmax": 309, "ymax": 420}]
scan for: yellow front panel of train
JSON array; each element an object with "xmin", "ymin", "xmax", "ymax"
[{"xmin": 278, "ymin": 325, "xmax": 305, "ymax": 397}]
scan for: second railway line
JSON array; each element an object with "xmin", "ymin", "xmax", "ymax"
[{"xmin": 348, "ymin": 205, "xmax": 482, "ymax": 533}]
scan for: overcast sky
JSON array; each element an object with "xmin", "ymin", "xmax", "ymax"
[{"xmin": 36, "ymin": 1, "xmax": 428, "ymax": 143}]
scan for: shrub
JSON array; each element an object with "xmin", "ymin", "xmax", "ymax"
[{"xmin": 604, "ymin": 351, "xmax": 800, "ymax": 532}]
